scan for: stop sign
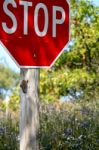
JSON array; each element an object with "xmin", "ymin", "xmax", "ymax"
[{"xmin": 0, "ymin": 0, "xmax": 70, "ymax": 68}]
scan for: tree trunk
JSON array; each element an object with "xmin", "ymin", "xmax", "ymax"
[{"xmin": 20, "ymin": 69, "xmax": 39, "ymax": 150}]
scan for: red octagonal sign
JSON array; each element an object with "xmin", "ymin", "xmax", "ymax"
[{"xmin": 0, "ymin": 0, "xmax": 70, "ymax": 68}]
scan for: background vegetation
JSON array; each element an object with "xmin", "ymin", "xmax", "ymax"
[{"xmin": 0, "ymin": 0, "xmax": 99, "ymax": 149}]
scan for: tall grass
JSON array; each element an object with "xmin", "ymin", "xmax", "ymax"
[{"xmin": 0, "ymin": 102, "xmax": 99, "ymax": 150}]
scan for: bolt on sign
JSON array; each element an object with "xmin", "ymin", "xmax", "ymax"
[{"xmin": 0, "ymin": 0, "xmax": 70, "ymax": 68}]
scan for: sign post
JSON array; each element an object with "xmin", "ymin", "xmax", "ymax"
[
  {"xmin": 20, "ymin": 68, "xmax": 39, "ymax": 150},
  {"xmin": 0, "ymin": 0, "xmax": 70, "ymax": 149}
]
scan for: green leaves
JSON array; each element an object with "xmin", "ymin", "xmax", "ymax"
[
  {"xmin": 0, "ymin": 64, "xmax": 19, "ymax": 99},
  {"xmin": 40, "ymin": 0, "xmax": 99, "ymax": 102}
]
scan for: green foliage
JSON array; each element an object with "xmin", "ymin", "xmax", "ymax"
[
  {"xmin": 0, "ymin": 102, "xmax": 99, "ymax": 150},
  {"xmin": 0, "ymin": 63, "xmax": 19, "ymax": 99},
  {"xmin": 40, "ymin": 0, "xmax": 99, "ymax": 103},
  {"xmin": 0, "ymin": 118, "xmax": 19, "ymax": 150},
  {"xmin": 39, "ymin": 103, "xmax": 99, "ymax": 150},
  {"xmin": 0, "ymin": 100, "xmax": 6, "ymax": 112},
  {"xmin": 8, "ymin": 86, "xmax": 20, "ymax": 112}
]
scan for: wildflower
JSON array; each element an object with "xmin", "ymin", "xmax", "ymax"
[
  {"xmin": 81, "ymin": 108, "xmax": 90, "ymax": 115},
  {"xmin": 76, "ymin": 135, "xmax": 83, "ymax": 142},
  {"xmin": 0, "ymin": 127, "xmax": 5, "ymax": 134},
  {"xmin": 64, "ymin": 128, "xmax": 73, "ymax": 136},
  {"xmin": 80, "ymin": 121, "xmax": 90, "ymax": 128},
  {"xmin": 17, "ymin": 135, "xmax": 20, "ymax": 141}
]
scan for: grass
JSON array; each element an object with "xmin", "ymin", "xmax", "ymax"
[{"xmin": 0, "ymin": 101, "xmax": 99, "ymax": 150}]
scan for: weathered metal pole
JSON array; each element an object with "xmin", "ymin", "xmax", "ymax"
[{"xmin": 20, "ymin": 68, "xmax": 39, "ymax": 150}]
